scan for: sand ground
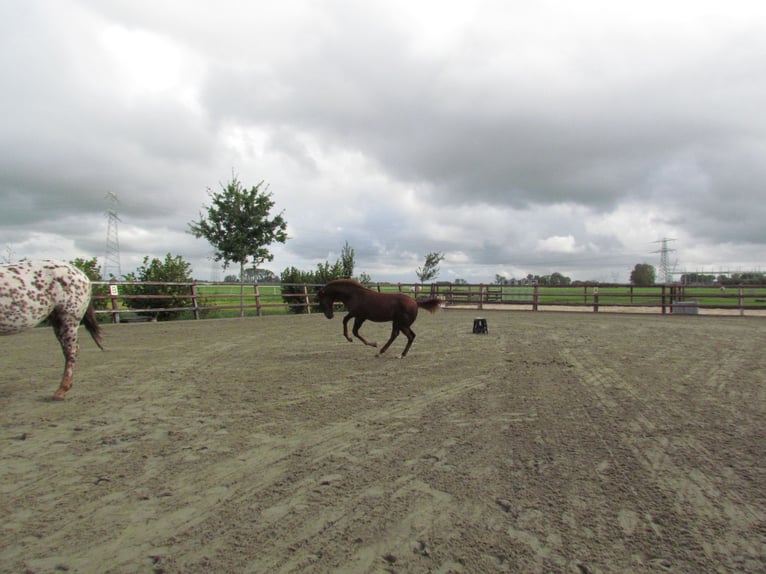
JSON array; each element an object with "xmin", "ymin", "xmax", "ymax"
[{"xmin": 1, "ymin": 310, "xmax": 764, "ymax": 573}]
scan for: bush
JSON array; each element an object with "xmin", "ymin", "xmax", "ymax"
[
  {"xmin": 70, "ymin": 257, "xmax": 110, "ymax": 315},
  {"xmin": 122, "ymin": 254, "xmax": 195, "ymax": 321},
  {"xmin": 280, "ymin": 267, "xmax": 317, "ymax": 314}
]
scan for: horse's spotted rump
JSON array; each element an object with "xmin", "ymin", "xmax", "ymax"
[{"xmin": 1, "ymin": 260, "xmax": 104, "ymax": 399}]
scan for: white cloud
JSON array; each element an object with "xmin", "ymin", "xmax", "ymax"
[
  {"xmin": 536, "ymin": 235, "xmax": 582, "ymax": 254},
  {"xmin": 1, "ymin": 0, "xmax": 764, "ymax": 283}
]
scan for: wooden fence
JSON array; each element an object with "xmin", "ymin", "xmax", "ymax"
[
  {"xmin": 428, "ymin": 283, "xmax": 766, "ymax": 316},
  {"xmin": 92, "ymin": 281, "xmax": 766, "ymax": 323},
  {"xmin": 92, "ymin": 281, "xmax": 319, "ymax": 323}
]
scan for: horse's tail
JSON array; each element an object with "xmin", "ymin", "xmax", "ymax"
[
  {"xmin": 416, "ymin": 298, "xmax": 442, "ymax": 314},
  {"xmin": 82, "ymin": 304, "xmax": 105, "ymax": 351}
]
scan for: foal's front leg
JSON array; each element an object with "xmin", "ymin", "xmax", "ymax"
[
  {"xmin": 351, "ymin": 317, "xmax": 377, "ymax": 348},
  {"xmin": 342, "ymin": 313, "xmax": 354, "ymax": 342}
]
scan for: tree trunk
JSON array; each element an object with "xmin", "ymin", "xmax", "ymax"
[{"xmin": 239, "ymin": 261, "xmax": 245, "ymax": 317}]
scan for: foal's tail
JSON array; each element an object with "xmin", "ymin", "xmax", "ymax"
[
  {"xmin": 82, "ymin": 304, "xmax": 106, "ymax": 351},
  {"xmin": 417, "ymin": 298, "xmax": 442, "ymax": 314}
]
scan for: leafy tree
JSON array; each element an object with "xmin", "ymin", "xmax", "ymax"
[
  {"xmin": 549, "ymin": 272, "xmax": 572, "ymax": 286},
  {"xmin": 189, "ymin": 175, "xmax": 287, "ymax": 317},
  {"xmin": 339, "ymin": 241, "xmax": 355, "ymax": 278},
  {"xmin": 280, "ymin": 241, "xmax": 366, "ymax": 313},
  {"xmin": 70, "ymin": 257, "xmax": 101, "ymax": 281},
  {"xmin": 280, "ymin": 266, "xmax": 317, "ymax": 314},
  {"xmin": 630, "ymin": 263, "xmax": 656, "ymax": 286},
  {"xmin": 281, "ymin": 260, "xmax": 344, "ymax": 314},
  {"xmin": 123, "ymin": 254, "xmax": 194, "ymax": 321},
  {"xmin": 314, "ymin": 260, "xmax": 345, "ymax": 284},
  {"xmin": 70, "ymin": 257, "xmax": 109, "ymax": 312},
  {"xmin": 681, "ymin": 272, "xmax": 716, "ymax": 285},
  {"xmin": 737, "ymin": 272, "xmax": 765, "ymax": 285},
  {"xmin": 243, "ymin": 267, "xmax": 278, "ymax": 283},
  {"xmin": 357, "ymin": 272, "xmax": 372, "ymax": 285},
  {"xmin": 416, "ymin": 251, "xmax": 445, "ymax": 283}
]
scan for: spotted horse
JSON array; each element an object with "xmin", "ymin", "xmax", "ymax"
[{"xmin": 1, "ymin": 260, "xmax": 104, "ymax": 399}]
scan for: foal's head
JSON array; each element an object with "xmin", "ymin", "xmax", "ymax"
[{"xmin": 316, "ymin": 287, "xmax": 334, "ymax": 319}]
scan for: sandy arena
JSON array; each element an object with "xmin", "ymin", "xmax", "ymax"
[{"xmin": 1, "ymin": 310, "xmax": 764, "ymax": 573}]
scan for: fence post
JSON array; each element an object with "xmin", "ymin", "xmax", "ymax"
[
  {"xmin": 593, "ymin": 287, "xmax": 599, "ymax": 313},
  {"xmin": 533, "ymin": 284, "xmax": 539, "ymax": 311},
  {"xmin": 739, "ymin": 286, "xmax": 744, "ymax": 316},
  {"xmin": 303, "ymin": 284, "xmax": 311, "ymax": 314},
  {"xmin": 254, "ymin": 284, "xmax": 262, "ymax": 317},
  {"xmin": 109, "ymin": 282, "xmax": 121, "ymax": 324},
  {"xmin": 661, "ymin": 285, "xmax": 667, "ymax": 314},
  {"xmin": 478, "ymin": 284, "xmax": 485, "ymax": 310},
  {"xmin": 191, "ymin": 284, "xmax": 200, "ymax": 320}
]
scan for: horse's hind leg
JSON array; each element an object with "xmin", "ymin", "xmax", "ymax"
[
  {"xmin": 49, "ymin": 310, "xmax": 80, "ymax": 400},
  {"xmin": 399, "ymin": 326, "xmax": 416, "ymax": 358},
  {"xmin": 352, "ymin": 317, "xmax": 377, "ymax": 348},
  {"xmin": 378, "ymin": 325, "xmax": 401, "ymax": 356}
]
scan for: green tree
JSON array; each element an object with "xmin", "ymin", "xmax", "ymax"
[
  {"xmin": 314, "ymin": 260, "xmax": 344, "ymax": 284},
  {"xmin": 416, "ymin": 252, "xmax": 445, "ymax": 283},
  {"xmin": 123, "ymin": 254, "xmax": 194, "ymax": 321},
  {"xmin": 70, "ymin": 257, "xmax": 101, "ymax": 281},
  {"xmin": 357, "ymin": 272, "xmax": 372, "ymax": 286},
  {"xmin": 280, "ymin": 266, "xmax": 317, "ymax": 314},
  {"xmin": 630, "ymin": 263, "xmax": 656, "ymax": 286},
  {"xmin": 189, "ymin": 175, "xmax": 287, "ymax": 317},
  {"xmin": 549, "ymin": 272, "xmax": 571, "ymax": 286},
  {"xmin": 279, "ymin": 241, "xmax": 365, "ymax": 314},
  {"xmin": 242, "ymin": 267, "xmax": 278, "ymax": 283},
  {"xmin": 70, "ymin": 257, "xmax": 109, "ymax": 313},
  {"xmin": 339, "ymin": 241, "xmax": 355, "ymax": 278}
]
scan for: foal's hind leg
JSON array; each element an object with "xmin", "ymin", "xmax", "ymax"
[
  {"xmin": 399, "ymin": 326, "xmax": 416, "ymax": 358},
  {"xmin": 377, "ymin": 325, "xmax": 401, "ymax": 356},
  {"xmin": 49, "ymin": 310, "xmax": 80, "ymax": 400},
  {"xmin": 352, "ymin": 317, "xmax": 377, "ymax": 348}
]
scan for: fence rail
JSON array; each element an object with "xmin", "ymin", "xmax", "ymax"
[{"xmin": 91, "ymin": 281, "xmax": 766, "ymax": 323}]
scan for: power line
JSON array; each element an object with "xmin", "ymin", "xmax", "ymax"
[
  {"xmin": 652, "ymin": 238, "xmax": 676, "ymax": 283},
  {"xmin": 102, "ymin": 192, "xmax": 122, "ymax": 279}
]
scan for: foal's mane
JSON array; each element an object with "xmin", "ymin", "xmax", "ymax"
[{"xmin": 328, "ymin": 278, "xmax": 369, "ymax": 290}]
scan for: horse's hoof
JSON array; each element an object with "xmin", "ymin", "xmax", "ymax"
[{"xmin": 51, "ymin": 393, "xmax": 67, "ymax": 401}]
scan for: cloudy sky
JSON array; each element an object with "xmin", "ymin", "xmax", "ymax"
[{"xmin": 1, "ymin": 1, "xmax": 765, "ymax": 283}]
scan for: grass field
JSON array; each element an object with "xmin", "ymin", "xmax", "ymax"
[{"xmin": 93, "ymin": 282, "xmax": 766, "ymax": 321}]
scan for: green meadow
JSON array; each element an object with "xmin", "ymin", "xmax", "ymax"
[{"xmin": 94, "ymin": 282, "xmax": 766, "ymax": 321}]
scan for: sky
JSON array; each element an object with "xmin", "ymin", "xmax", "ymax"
[{"xmin": 1, "ymin": 1, "xmax": 765, "ymax": 283}]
